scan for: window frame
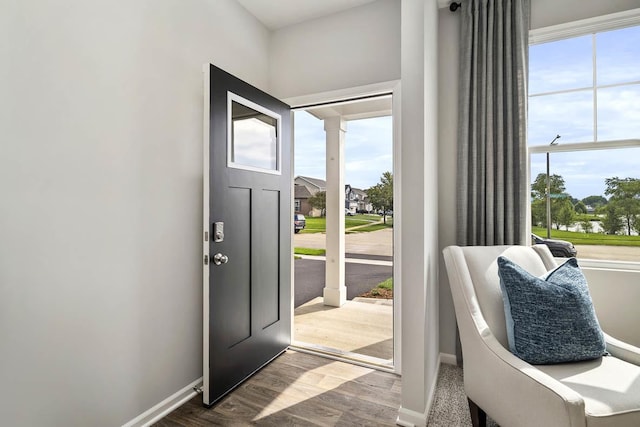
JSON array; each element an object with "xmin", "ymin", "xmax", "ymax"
[{"xmin": 527, "ymin": 8, "xmax": 640, "ymax": 267}]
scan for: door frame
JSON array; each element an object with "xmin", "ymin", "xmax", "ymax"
[
  {"xmin": 202, "ymin": 65, "xmax": 211, "ymax": 403},
  {"xmin": 285, "ymin": 80, "xmax": 402, "ymax": 374}
]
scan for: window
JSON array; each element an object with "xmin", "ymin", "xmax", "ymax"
[
  {"xmin": 294, "ymin": 199, "xmax": 301, "ymax": 212},
  {"xmin": 528, "ymin": 12, "xmax": 640, "ymax": 262}
]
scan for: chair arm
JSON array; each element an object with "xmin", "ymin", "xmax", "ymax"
[
  {"xmin": 604, "ymin": 332, "xmax": 640, "ymax": 366},
  {"xmin": 466, "ymin": 329, "xmax": 586, "ymax": 427}
]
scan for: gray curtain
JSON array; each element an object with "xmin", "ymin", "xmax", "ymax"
[{"xmin": 456, "ymin": 0, "xmax": 530, "ymax": 246}]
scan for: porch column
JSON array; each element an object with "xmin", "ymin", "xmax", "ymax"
[{"xmin": 323, "ymin": 116, "xmax": 347, "ymax": 307}]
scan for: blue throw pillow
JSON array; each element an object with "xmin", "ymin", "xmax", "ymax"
[{"xmin": 497, "ymin": 256, "xmax": 606, "ymax": 365}]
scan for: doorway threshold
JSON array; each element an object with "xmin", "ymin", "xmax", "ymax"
[{"xmin": 290, "ymin": 341, "xmax": 395, "ymax": 373}]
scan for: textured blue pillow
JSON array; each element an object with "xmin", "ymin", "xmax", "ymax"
[{"xmin": 497, "ymin": 256, "xmax": 606, "ymax": 365}]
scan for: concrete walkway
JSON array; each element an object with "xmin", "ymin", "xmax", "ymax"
[
  {"xmin": 294, "ymin": 227, "xmax": 393, "ymax": 257},
  {"xmin": 293, "ymin": 226, "xmax": 394, "ymax": 363}
]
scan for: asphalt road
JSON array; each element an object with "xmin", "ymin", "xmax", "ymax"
[{"xmin": 294, "ymin": 258, "xmax": 392, "ymax": 308}]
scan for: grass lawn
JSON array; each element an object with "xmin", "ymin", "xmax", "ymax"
[
  {"xmin": 376, "ymin": 277, "xmax": 393, "ymax": 290},
  {"xmin": 360, "ymin": 277, "xmax": 393, "ymax": 299},
  {"xmin": 293, "ymin": 247, "xmax": 326, "ymax": 256},
  {"xmin": 300, "ymin": 214, "xmax": 391, "ymax": 234},
  {"xmin": 350, "ymin": 221, "xmax": 393, "ymax": 233},
  {"xmin": 532, "ymin": 226, "xmax": 640, "ymax": 247}
]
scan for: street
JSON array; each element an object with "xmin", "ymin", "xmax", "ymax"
[
  {"xmin": 294, "ymin": 258, "xmax": 392, "ymax": 307},
  {"xmin": 293, "ymin": 228, "xmax": 394, "ymax": 307}
]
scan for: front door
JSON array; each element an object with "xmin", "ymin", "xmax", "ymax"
[{"xmin": 202, "ymin": 64, "xmax": 291, "ymax": 406}]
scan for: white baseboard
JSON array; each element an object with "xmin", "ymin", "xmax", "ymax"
[
  {"xmin": 439, "ymin": 352, "xmax": 457, "ymax": 365},
  {"xmin": 396, "ymin": 354, "xmax": 441, "ymax": 427},
  {"xmin": 121, "ymin": 377, "xmax": 202, "ymax": 427},
  {"xmin": 396, "ymin": 406, "xmax": 428, "ymax": 427}
]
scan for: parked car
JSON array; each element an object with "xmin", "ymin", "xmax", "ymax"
[
  {"xmin": 345, "ymin": 208, "xmax": 354, "ymax": 216},
  {"xmin": 294, "ymin": 214, "xmax": 306, "ymax": 233},
  {"xmin": 531, "ymin": 233, "xmax": 577, "ymax": 258}
]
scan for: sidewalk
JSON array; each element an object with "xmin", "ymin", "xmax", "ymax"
[{"xmin": 294, "ymin": 227, "xmax": 393, "ymax": 257}]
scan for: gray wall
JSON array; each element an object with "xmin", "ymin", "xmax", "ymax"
[
  {"xmin": 437, "ymin": 0, "xmax": 640, "ymax": 357},
  {"xmin": 0, "ymin": 0, "xmax": 270, "ymax": 425}
]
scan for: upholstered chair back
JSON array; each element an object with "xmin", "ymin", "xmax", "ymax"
[{"xmin": 454, "ymin": 245, "xmax": 557, "ymax": 349}]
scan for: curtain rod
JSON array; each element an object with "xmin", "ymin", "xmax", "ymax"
[{"xmin": 450, "ymin": 2, "xmax": 461, "ymax": 12}]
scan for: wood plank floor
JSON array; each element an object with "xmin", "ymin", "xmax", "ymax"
[{"xmin": 155, "ymin": 350, "xmax": 401, "ymax": 426}]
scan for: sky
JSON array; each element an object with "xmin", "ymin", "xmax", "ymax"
[
  {"xmin": 528, "ymin": 24, "xmax": 640, "ymax": 200},
  {"xmin": 293, "ymin": 24, "xmax": 639, "ymax": 201},
  {"xmin": 293, "ymin": 111, "xmax": 392, "ymax": 191}
]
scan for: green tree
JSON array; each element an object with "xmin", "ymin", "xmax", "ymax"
[
  {"xmin": 580, "ymin": 219, "xmax": 593, "ymax": 234},
  {"xmin": 574, "ymin": 201, "xmax": 587, "ymax": 215},
  {"xmin": 604, "ymin": 177, "xmax": 640, "ymax": 236},
  {"xmin": 367, "ymin": 171, "xmax": 393, "ymax": 224},
  {"xmin": 308, "ymin": 191, "xmax": 326, "ymax": 216},
  {"xmin": 557, "ymin": 200, "xmax": 575, "ymax": 231},
  {"xmin": 531, "ymin": 173, "xmax": 568, "ymax": 230},
  {"xmin": 632, "ymin": 215, "xmax": 640, "ymax": 235},
  {"xmin": 600, "ymin": 204, "xmax": 624, "ymax": 235},
  {"xmin": 531, "ymin": 173, "xmax": 566, "ymax": 200},
  {"xmin": 582, "ymin": 195, "xmax": 608, "ymax": 209},
  {"xmin": 530, "ymin": 198, "xmax": 546, "ymax": 227}
]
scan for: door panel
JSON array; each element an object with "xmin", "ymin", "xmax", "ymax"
[
  {"xmin": 203, "ymin": 64, "xmax": 291, "ymax": 406},
  {"xmin": 215, "ymin": 186, "xmax": 251, "ymax": 348},
  {"xmin": 255, "ymin": 189, "xmax": 280, "ymax": 329}
]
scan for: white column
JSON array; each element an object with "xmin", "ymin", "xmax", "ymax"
[
  {"xmin": 323, "ymin": 116, "xmax": 347, "ymax": 307},
  {"xmin": 397, "ymin": 0, "xmax": 439, "ymax": 426}
]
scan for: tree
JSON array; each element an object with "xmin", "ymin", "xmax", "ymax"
[
  {"xmin": 557, "ymin": 200, "xmax": 575, "ymax": 231},
  {"xmin": 367, "ymin": 172, "xmax": 393, "ymax": 224},
  {"xmin": 604, "ymin": 177, "xmax": 640, "ymax": 236},
  {"xmin": 600, "ymin": 204, "xmax": 624, "ymax": 235},
  {"xmin": 580, "ymin": 219, "xmax": 593, "ymax": 234},
  {"xmin": 582, "ymin": 195, "xmax": 608, "ymax": 209},
  {"xmin": 632, "ymin": 215, "xmax": 640, "ymax": 235},
  {"xmin": 531, "ymin": 173, "xmax": 568, "ymax": 230},
  {"xmin": 530, "ymin": 198, "xmax": 546, "ymax": 227},
  {"xmin": 308, "ymin": 191, "xmax": 326, "ymax": 216},
  {"xmin": 574, "ymin": 201, "xmax": 587, "ymax": 215},
  {"xmin": 531, "ymin": 173, "xmax": 566, "ymax": 200}
]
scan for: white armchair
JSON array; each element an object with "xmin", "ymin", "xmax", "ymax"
[{"xmin": 443, "ymin": 245, "xmax": 640, "ymax": 427}]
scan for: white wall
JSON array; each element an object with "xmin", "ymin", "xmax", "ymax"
[
  {"xmin": 0, "ymin": 1, "xmax": 269, "ymax": 425},
  {"xmin": 397, "ymin": 0, "xmax": 441, "ymax": 425},
  {"xmin": 530, "ymin": 0, "xmax": 640, "ymax": 29},
  {"xmin": 437, "ymin": 0, "xmax": 640, "ymax": 357},
  {"xmin": 269, "ymin": 0, "xmax": 401, "ymax": 100},
  {"xmin": 436, "ymin": 7, "xmax": 461, "ymax": 360},
  {"xmin": 584, "ymin": 267, "xmax": 640, "ymax": 348}
]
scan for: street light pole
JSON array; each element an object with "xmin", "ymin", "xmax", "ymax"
[{"xmin": 546, "ymin": 135, "xmax": 561, "ymax": 239}]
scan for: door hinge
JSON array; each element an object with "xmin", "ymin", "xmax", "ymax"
[
  {"xmin": 204, "ymin": 254, "xmax": 209, "ymax": 265},
  {"xmin": 204, "ymin": 231, "xmax": 209, "ymax": 242}
]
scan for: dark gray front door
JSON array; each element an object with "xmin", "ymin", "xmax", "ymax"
[{"xmin": 203, "ymin": 64, "xmax": 291, "ymax": 406}]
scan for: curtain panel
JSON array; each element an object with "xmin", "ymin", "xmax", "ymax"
[{"xmin": 456, "ymin": 0, "xmax": 530, "ymax": 246}]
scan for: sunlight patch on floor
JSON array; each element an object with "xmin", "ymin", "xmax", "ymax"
[{"xmin": 252, "ymin": 360, "xmax": 373, "ymax": 420}]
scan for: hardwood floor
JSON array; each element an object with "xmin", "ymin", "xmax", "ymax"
[{"xmin": 156, "ymin": 350, "xmax": 401, "ymax": 426}]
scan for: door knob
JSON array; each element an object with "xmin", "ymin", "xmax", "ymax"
[{"xmin": 213, "ymin": 253, "xmax": 229, "ymax": 265}]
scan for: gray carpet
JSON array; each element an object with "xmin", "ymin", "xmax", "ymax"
[{"xmin": 427, "ymin": 363, "xmax": 498, "ymax": 426}]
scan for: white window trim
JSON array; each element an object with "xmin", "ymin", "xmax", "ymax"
[
  {"xmin": 528, "ymin": 10, "xmax": 640, "ymax": 269},
  {"xmin": 528, "ymin": 139, "xmax": 640, "ymax": 155},
  {"xmin": 530, "ymin": 8, "xmax": 640, "ymax": 45}
]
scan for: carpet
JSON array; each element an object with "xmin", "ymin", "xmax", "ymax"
[{"xmin": 427, "ymin": 363, "xmax": 498, "ymax": 426}]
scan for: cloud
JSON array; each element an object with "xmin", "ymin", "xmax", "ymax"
[{"xmin": 294, "ymin": 111, "xmax": 393, "ymax": 189}]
